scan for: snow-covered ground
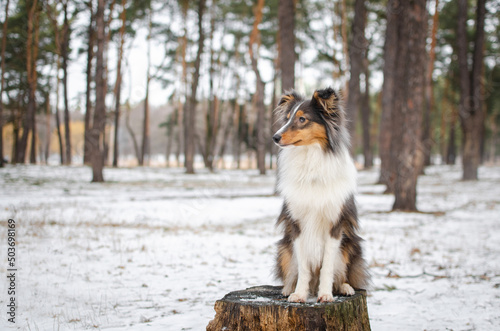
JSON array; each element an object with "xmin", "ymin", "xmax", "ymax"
[{"xmin": 0, "ymin": 164, "xmax": 499, "ymax": 330}]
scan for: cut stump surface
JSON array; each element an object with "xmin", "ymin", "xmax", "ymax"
[{"xmin": 207, "ymin": 285, "xmax": 370, "ymax": 331}]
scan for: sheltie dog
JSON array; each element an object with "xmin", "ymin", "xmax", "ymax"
[{"xmin": 272, "ymin": 87, "xmax": 369, "ymax": 303}]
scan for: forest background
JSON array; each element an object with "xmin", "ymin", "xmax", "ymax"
[{"xmin": 0, "ymin": 0, "xmax": 499, "ymax": 208}]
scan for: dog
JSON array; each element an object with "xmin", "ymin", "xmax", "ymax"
[{"xmin": 272, "ymin": 87, "xmax": 369, "ymax": 303}]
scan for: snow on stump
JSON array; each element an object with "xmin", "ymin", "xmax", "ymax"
[{"xmin": 206, "ymin": 285, "xmax": 370, "ymax": 331}]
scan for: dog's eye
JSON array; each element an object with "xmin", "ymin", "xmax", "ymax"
[{"xmin": 299, "ymin": 117, "xmax": 306, "ymax": 123}]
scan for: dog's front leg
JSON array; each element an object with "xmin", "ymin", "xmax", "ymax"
[
  {"xmin": 317, "ymin": 235, "xmax": 342, "ymax": 302},
  {"xmin": 288, "ymin": 236, "xmax": 311, "ymax": 303}
]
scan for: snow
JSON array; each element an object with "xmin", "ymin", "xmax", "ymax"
[{"xmin": 0, "ymin": 164, "xmax": 499, "ymax": 330}]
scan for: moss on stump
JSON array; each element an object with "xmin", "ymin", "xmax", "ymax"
[{"xmin": 206, "ymin": 285, "xmax": 370, "ymax": 331}]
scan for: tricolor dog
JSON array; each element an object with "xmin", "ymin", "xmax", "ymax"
[{"xmin": 273, "ymin": 87, "xmax": 369, "ymax": 303}]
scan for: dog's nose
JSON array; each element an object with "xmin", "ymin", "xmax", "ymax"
[{"xmin": 273, "ymin": 134, "xmax": 281, "ymax": 144}]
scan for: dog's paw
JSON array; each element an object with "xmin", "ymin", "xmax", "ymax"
[
  {"xmin": 288, "ymin": 292, "xmax": 307, "ymax": 303},
  {"xmin": 340, "ymin": 283, "xmax": 355, "ymax": 296},
  {"xmin": 282, "ymin": 287, "xmax": 293, "ymax": 297},
  {"xmin": 317, "ymin": 292, "xmax": 334, "ymax": 303}
]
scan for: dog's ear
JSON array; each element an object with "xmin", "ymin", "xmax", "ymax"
[
  {"xmin": 312, "ymin": 87, "xmax": 340, "ymax": 114},
  {"xmin": 278, "ymin": 90, "xmax": 297, "ymax": 106}
]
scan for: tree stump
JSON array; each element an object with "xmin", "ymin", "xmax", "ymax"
[{"xmin": 207, "ymin": 285, "xmax": 370, "ymax": 331}]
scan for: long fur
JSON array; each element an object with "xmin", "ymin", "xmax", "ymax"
[{"xmin": 273, "ymin": 87, "xmax": 370, "ymax": 303}]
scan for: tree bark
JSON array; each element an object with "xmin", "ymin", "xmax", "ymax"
[
  {"xmin": 360, "ymin": 55, "xmax": 373, "ymax": 169},
  {"xmin": 91, "ymin": 0, "xmax": 106, "ymax": 182},
  {"xmin": 54, "ymin": 57, "xmax": 65, "ymax": 165},
  {"xmin": 446, "ymin": 108, "xmax": 457, "ymax": 165},
  {"xmin": 29, "ymin": 6, "xmax": 41, "ymax": 164},
  {"xmin": 17, "ymin": 0, "xmax": 39, "ymax": 164},
  {"xmin": 390, "ymin": 0, "xmax": 427, "ymax": 212},
  {"xmin": 112, "ymin": 0, "xmax": 126, "ymax": 168},
  {"xmin": 278, "ymin": 0, "xmax": 295, "ymax": 92},
  {"xmin": 250, "ymin": 0, "xmax": 266, "ymax": 175},
  {"xmin": 43, "ymin": 92, "xmax": 51, "ymax": 163},
  {"xmin": 125, "ymin": 101, "xmax": 140, "ymax": 162},
  {"xmin": 177, "ymin": 0, "xmax": 188, "ymax": 168},
  {"xmin": 341, "ymin": 0, "xmax": 349, "ymax": 94},
  {"xmin": 140, "ymin": 8, "xmax": 152, "ymax": 167},
  {"xmin": 205, "ymin": 4, "xmax": 218, "ymax": 171},
  {"xmin": 422, "ymin": 0, "xmax": 439, "ymax": 167},
  {"xmin": 207, "ymin": 286, "xmax": 370, "ymax": 331},
  {"xmin": 346, "ymin": 0, "xmax": 367, "ymax": 155},
  {"xmin": 84, "ymin": 0, "xmax": 95, "ymax": 165},
  {"xmin": 0, "ymin": 0, "xmax": 9, "ymax": 167},
  {"xmin": 185, "ymin": 0, "xmax": 206, "ymax": 174},
  {"xmin": 165, "ymin": 113, "xmax": 174, "ymax": 167},
  {"xmin": 457, "ymin": 0, "xmax": 486, "ymax": 181},
  {"xmin": 62, "ymin": 2, "xmax": 71, "ymax": 165},
  {"xmin": 378, "ymin": 0, "xmax": 399, "ymax": 189}
]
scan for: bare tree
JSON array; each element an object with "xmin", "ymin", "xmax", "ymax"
[
  {"xmin": 112, "ymin": 0, "xmax": 126, "ymax": 167},
  {"xmin": 278, "ymin": 0, "xmax": 295, "ymax": 92},
  {"xmin": 84, "ymin": 0, "xmax": 94, "ymax": 165},
  {"xmin": 139, "ymin": 7, "xmax": 152, "ymax": 166},
  {"xmin": 457, "ymin": 0, "xmax": 486, "ymax": 180},
  {"xmin": 360, "ymin": 53, "xmax": 373, "ymax": 168},
  {"xmin": 346, "ymin": 0, "xmax": 366, "ymax": 155},
  {"xmin": 61, "ymin": 1, "xmax": 71, "ymax": 164},
  {"xmin": 0, "ymin": 0, "xmax": 10, "ymax": 167},
  {"xmin": 390, "ymin": 0, "xmax": 427, "ymax": 211},
  {"xmin": 203, "ymin": 2, "xmax": 219, "ymax": 171},
  {"xmin": 422, "ymin": 0, "xmax": 440, "ymax": 167},
  {"xmin": 249, "ymin": 0, "xmax": 266, "ymax": 175},
  {"xmin": 378, "ymin": 0, "xmax": 399, "ymax": 188},
  {"xmin": 340, "ymin": 0, "xmax": 349, "ymax": 94},
  {"xmin": 18, "ymin": 0, "xmax": 40, "ymax": 164},
  {"xmin": 90, "ymin": 0, "xmax": 106, "ymax": 182},
  {"xmin": 184, "ymin": 0, "xmax": 206, "ymax": 174}
]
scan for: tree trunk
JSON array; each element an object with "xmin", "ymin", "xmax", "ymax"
[
  {"xmin": 0, "ymin": 0, "xmax": 9, "ymax": 167},
  {"xmin": 53, "ymin": 56, "xmax": 65, "ymax": 165},
  {"xmin": 422, "ymin": 0, "xmax": 440, "ymax": 167},
  {"xmin": 378, "ymin": 0, "xmax": 399, "ymax": 188},
  {"xmin": 340, "ymin": 0, "xmax": 349, "ymax": 94},
  {"xmin": 11, "ymin": 113, "xmax": 20, "ymax": 164},
  {"xmin": 125, "ymin": 101, "xmax": 140, "ymax": 162},
  {"xmin": 18, "ymin": 0, "xmax": 39, "ymax": 164},
  {"xmin": 390, "ymin": 0, "xmax": 427, "ymax": 212},
  {"xmin": 269, "ymin": 58, "xmax": 279, "ymax": 169},
  {"xmin": 44, "ymin": 92, "xmax": 51, "ymax": 163},
  {"xmin": 360, "ymin": 55, "xmax": 373, "ymax": 169},
  {"xmin": 346, "ymin": 0, "xmax": 366, "ymax": 155},
  {"xmin": 62, "ymin": 2, "xmax": 71, "ymax": 165},
  {"xmin": 250, "ymin": 0, "xmax": 266, "ymax": 175},
  {"xmin": 177, "ymin": 0, "xmax": 188, "ymax": 168},
  {"xmin": 140, "ymin": 9, "xmax": 152, "ymax": 167},
  {"xmin": 84, "ymin": 0, "xmax": 95, "ymax": 165},
  {"xmin": 236, "ymin": 104, "xmax": 246, "ymax": 169},
  {"xmin": 185, "ymin": 0, "xmax": 206, "ymax": 174},
  {"xmin": 112, "ymin": 0, "xmax": 126, "ymax": 168},
  {"xmin": 205, "ymin": 5, "xmax": 218, "ymax": 171},
  {"xmin": 165, "ymin": 113, "xmax": 174, "ymax": 167},
  {"xmin": 30, "ymin": 6, "xmax": 41, "ymax": 165},
  {"xmin": 207, "ymin": 286, "xmax": 370, "ymax": 331},
  {"xmin": 278, "ymin": 0, "xmax": 295, "ymax": 92},
  {"xmin": 91, "ymin": 0, "xmax": 106, "ymax": 182},
  {"xmin": 231, "ymin": 37, "xmax": 242, "ymax": 169},
  {"xmin": 457, "ymin": 0, "xmax": 486, "ymax": 181},
  {"xmin": 446, "ymin": 108, "xmax": 457, "ymax": 165}
]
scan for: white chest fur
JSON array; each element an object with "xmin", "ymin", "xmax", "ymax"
[
  {"xmin": 277, "ymin": 144, "xmax": 357, "ymax": 233},
  {"xmin": 278, "ymin": 144, "xmax": 357, "ymax": 272}
]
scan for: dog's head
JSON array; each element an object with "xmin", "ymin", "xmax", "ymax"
[{"xmin": 273, "ymin": 87, "xmax": 347, "ymax": 152}]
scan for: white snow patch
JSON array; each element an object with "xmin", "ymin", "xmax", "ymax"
[{"xmin": 0, "ymin": 164, "xmax": 499, "ymax": 330}]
